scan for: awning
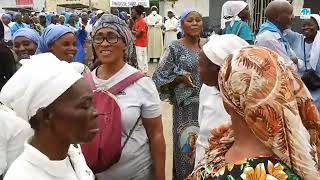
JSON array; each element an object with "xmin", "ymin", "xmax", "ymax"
[
  {"xmin": 57, "ymin": 3, "xmax": 98, "ymax": 10},
  {"xmin": 2, "ymin": 7, "xmax": 35, "ymax": 13}
]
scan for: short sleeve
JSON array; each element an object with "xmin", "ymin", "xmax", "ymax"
[
  {"xmin": 137, "ymin": 77, "xmax": 161, "ymax": 119},
  {"xmin": 136, "ymin": 20, "xmax": 147, "ymax": 33},
  {"xmin": 239, "ymin": 23, "xmax": 254, "ymax": 41}
]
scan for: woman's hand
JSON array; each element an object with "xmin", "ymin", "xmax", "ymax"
[{"xmin": 175, "ymin": 73, "xmax": 197, "ymax": 88}]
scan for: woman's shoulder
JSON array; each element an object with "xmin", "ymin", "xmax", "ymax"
[{"xmin": 4, "ymin": 155, "xmax": 35, "ymax": 180}]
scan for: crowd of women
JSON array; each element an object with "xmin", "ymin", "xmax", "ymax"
[{"xmin": 0, "ymin": 0, "xmax": 320, "ymax": 180}]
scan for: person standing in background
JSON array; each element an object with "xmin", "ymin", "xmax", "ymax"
[
  {"xmin": 255, "ymin": 0, "xmax": 299, "ymax": 71},
  {"xmin": 221, "ymin": 1, "xmax": 254, "ymax": 44},
  {"xmin": 132, "ymin": 5, "xmax": 148, "ymax": 73},
  {"xmin": 164, "ymin": 10, "xmax": 178, "ymax": 48},
  {"xmin": 0, "ymin": 21, "xmax": 16, "ymax": 91},
  {"xmin": 1, "ymin": 14, "xmax": 12, "ymax": 46},
  {"xmin": 10, "ymin": 13, "xmax": 29, "ymax": 35},
  {"xmin": 80, "ymin": 12, "xmax": 93, "ymax": 66},
  {"xmin": 284, "ymin": 14, "xmax": 320, "ymax": 110},
  {"xmin": 38, "ymin": 13, "xmax": 46, "ymax": 30},
  {"xmin": 146, "ymin": 6, "xmax": 163, "ymax": 63},
  {"xmin": 58, "ymin": 15, "xmax": 65, "ymax": 25},
  {"xmin": 22, "ymin": 14, "xmax": 32, "ymax": 29},
  {"xmin": 153, "ymin": 10, "xmax": 206, "ymax": 180}
]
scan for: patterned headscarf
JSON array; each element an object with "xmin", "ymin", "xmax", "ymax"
[
  {"xmin": 91, "ymin": 14, "xmax": 137, "ymax": 67},
  {"xmin": 190, "ymin": 46, "xmax": 320, "ymax": 179},
  {"xmin": 92, "ymin": 14, "xmax": 133, "ymax": 47}
]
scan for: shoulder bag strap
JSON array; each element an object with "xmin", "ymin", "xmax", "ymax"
[
  {"xmin": 121, "ymin": 115, "xmax": 141, "ymax": 150},
  {"xmin": 107, "ymin": 71, "xmax": 145, "ymax": 150},
  {"xmin": 303, "ymin": 40, "xmax": 308, "ymax": 71},
  {"xmin": 83, "ymin": 72, "xmax": 96, "ymax": 90},
  {"xmin": 236, "ymin": 22, "xmax": 244, "ymax": 36},
  {"xmin": 107, "ymin": 71, "xmax": 145, "ymax": 95}
]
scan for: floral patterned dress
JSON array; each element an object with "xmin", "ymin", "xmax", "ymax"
[{"xmin": 197, "ymin": 156, "xmax": 300, "ymax": 180}]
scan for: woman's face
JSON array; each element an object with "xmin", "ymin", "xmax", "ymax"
[
  {"xmin": 199, "ymin": 51, "xmax": 220, "ymax": 87},
  {"xmin": 49, "ymin": 33, "xmax": 77, "ymax": 63},
  {"xmin": 47, "ymin": 78, "xmax": 98, "ymax": 144},
  {"xmin": 59, "ymin": 17, "xmax": 65, "ymax": 25},
  {"xmin": 13, "ymin": 37, "xmax": 38, "ymax": 60},
  {"xmin": 93, "ymin": 27, "xmax": 126, "ymax": 65},
  {"xmin": 182, "ymin": 12, "xmax": 203, "ymax": 37},
  {"xmin": 302, "ymin": 18, "xmax": 319, "ymax": 40},
  {"xmin": 238, "ymin": 6, "xmax": 250, "ymax": 20}
]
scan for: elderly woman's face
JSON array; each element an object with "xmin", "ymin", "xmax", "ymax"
[
  {"xmin": 46, "ymin": 78, "xmax": 98, "ymax": 144},
  {"xmin": 182, "ymin": 12, "xmax": 203, "ymax": 37},
  {"xmin": 93, "ymin": 27, "xmax": 126, "ymax": 65},
  {"xmin": 13, "ymin": 36, "xmax": 38, "ymax": 60},
  {"xmin": 49, "ymin": 33, "xmax": 77, "ymax": 63}
]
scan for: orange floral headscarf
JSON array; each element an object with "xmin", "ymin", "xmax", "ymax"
[{"xmin": 189, "ymin": 46, "xmax": 320, "ymax": 179}]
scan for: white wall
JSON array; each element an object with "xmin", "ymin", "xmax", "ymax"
[{"xmin": 160, "ymin": 0, "xmax": 209, "ymax": 18}]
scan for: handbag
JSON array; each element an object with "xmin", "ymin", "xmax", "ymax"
[{"xmin": 301, "ymin": 40, "xmax": 320, "ymax": 91}]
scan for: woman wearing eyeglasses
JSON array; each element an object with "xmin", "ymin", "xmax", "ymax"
[
  {"xmin": 36, "ymin": 24, "xmax": 90, "ymax": 74},
  {"xmin": 90, "ymin": 14, "xmax": 166, "ymax": 180}
]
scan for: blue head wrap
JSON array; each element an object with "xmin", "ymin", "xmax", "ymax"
[
  {"xmin": 2, "ymin": 14, "xmax": 12, "ymax": 21},
  {"xmin": 46, "ymin": 13, "xmax": 54, "ymax": 26},
  {"xmin": 36, "ymin": 24, "xmax": 74, "ymax": 54},
  {"xmin": 13, "ymin": 28, "xmax": 40, "ymax": 45},
  {"xmin": 64, "ymin": 12, "xmax": 78, "ymax": 27},
  {"xmin": 179, "ymin": 10, "xmax": 198, "ymax": 37}
]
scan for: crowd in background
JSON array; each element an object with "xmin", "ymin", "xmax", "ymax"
[{"xmin": 1, "ymin": 0, "xmax": 320, "ymax": 180}]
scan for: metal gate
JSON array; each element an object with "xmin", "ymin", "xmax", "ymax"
[{"xmin": 247, "ymin": 0, "xmax": 273, "ymax": 34}]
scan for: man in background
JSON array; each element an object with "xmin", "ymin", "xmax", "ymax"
[
  {"xmin": 164, "ymin": 10, "xmax": 178, "ymax": 48},
  {"xmin": 1, "ymin": 14, "xmax": 12, "ymax": 46},
  {"xmin": 145, "ymin": 6, "xmax": 164, "ymax": 63},
  {"xmin": 132, "ymin": 5, "xmax": 148, "ymax": 73}
]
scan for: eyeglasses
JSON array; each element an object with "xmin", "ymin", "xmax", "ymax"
[{"xmin": 93, "ymin": 32, "xmax": 121, "ymax": 44}]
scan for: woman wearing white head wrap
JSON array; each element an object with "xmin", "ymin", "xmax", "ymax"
[
  {"xmin": 1, "ymin": 53, "xmax": 98, "ymax": 180},
  {"xmin": 221, "ymin": 1, "xmax": 254, "ymax": 44},
  {"xmin": 195, "ymin": 34, "xmax": 248, "ymax": 166},
  {"xmin": 285, "ymin": 14, "xmax": 320, "ymax": 111}
]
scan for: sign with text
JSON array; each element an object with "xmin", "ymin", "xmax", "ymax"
[
  {"xmin": 300, "ymin": 8, "xmax": 311, "ymax": 19},
  {"xmin": 110, "ymin": 0, "xmax": 150, "ymax": 8}
]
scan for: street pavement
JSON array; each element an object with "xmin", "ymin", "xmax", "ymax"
[{"xmin": 147, "ymin": 63, "xmax": 173, "ymax": 180}]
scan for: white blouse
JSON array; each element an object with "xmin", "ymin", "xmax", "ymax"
[{"xmin": 4, "ymin": 142, "xmax": 94, "ymax": 180}]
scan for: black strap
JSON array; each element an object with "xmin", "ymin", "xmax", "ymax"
[
  {"xmin": 121, "ymin": 116, "xmax": 141, "ymax": 150},
  {"xmin": 304, "ymin": 40, "xmax": 308, "ymax": 71},
  {"xmin": 68, "ymin": 155, "xmax": 76, "ymax": 172}
]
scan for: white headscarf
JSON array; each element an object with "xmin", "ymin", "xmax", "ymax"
[
  {"xmin": 0, "ymin": 53, "xmax": 82, "ymax": 121},
  {"xmin": 203, "ymin": 34, "xmax": 249, "ymax": 66},
  {"xmin": 310, "ymin": 14, "xmax": 320, "ymax": 70},
  {"xmin": 221, "ymin": 1, "xmax": 248, "ymax": 29}
]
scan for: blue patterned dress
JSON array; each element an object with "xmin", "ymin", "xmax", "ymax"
[{"xmin": 152, "ymin": 40, "xmax": 202, "ymax": 180}]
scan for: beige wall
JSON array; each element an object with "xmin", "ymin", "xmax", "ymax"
[{"xmin": 46, "ymin": 0, "xmax": 109, "ymax": 13}]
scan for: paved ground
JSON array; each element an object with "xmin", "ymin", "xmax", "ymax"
[{"xmin": 147, "ymin": 63, "xmax": 173, "ymax": 180}]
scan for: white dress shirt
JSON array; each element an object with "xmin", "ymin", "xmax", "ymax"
[
  {"xmin": 4, "ymin": 142, "xmax": 94, "ymax": 180},
  {"xmin": 194, "ymin": 85, "xmax": 230, "ymax": 166},
  {"xmin": 0, "ymin": 105, "xmax": 32, "ymax": 175}
]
